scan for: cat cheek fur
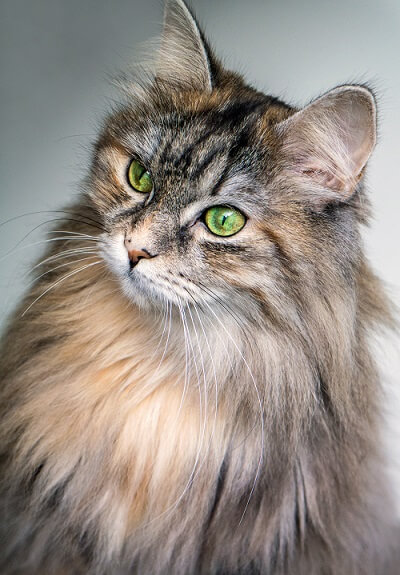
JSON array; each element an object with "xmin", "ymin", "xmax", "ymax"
[{"xmin": 1, "ymin": 0, "xmax": 399, "ymax": 574}]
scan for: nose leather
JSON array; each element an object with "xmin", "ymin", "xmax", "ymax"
[{"xmin": 126, "ymin": 248, "xmax": 152, "ymax": 269}]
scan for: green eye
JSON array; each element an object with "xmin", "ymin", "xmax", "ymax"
[
  {"xmin": 128, "ymin": 159, "xmax": 153, "ymax": 194},
  {"xmin": 204, "ymin": 205, "xmax": 246, "ymax": 237}
]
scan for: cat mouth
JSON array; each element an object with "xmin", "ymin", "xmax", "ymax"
[
  {"xmin": 124, "ymin": 263, "xmax": 189, "ymax": 306},
  {"xmin": 102, "ymin": 235, "xmax": 208, "ymax": 307}
]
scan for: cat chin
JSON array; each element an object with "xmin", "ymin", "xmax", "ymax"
[
  {"xmin": 119, "ymin": 270, "xmax": 182, "ymax": 310},
  {"xmin": 121, "ymin": 283, "xmax": 157, "ymax": 310}
]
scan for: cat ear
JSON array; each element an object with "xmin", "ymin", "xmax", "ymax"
[
  {"xmin": 276, "ymin": 85, "xmax": 377, "ymax": 204},
  {"xmin": 157, "ymin": 0, "xmax": 213, "ymax": 91}
]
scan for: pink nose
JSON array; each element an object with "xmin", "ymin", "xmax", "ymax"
[
  {"xmin": 126, "ymin": 248, "xmax": 152, "ymax": 268},
  {"xmin": 124, "ymin": 236, "xmax": 153, "ymax": 269}
]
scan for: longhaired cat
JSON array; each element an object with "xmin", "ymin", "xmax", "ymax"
[{"xmin": 0, "ymin": 1, "xmax": 398, "ymax": 573}]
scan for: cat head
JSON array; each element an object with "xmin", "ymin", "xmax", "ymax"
[{"xmin": 91, "ymin": 0, "xmax": 376, "ymax": 325}]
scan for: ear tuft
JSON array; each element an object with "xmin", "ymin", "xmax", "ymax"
[
  {"xmin": 277, "ymin": 85, "xmax": 377, "ymax": 203},
  {"xmin": 157, "ymin": 0, "xmax": 213, "ymax": 91}
]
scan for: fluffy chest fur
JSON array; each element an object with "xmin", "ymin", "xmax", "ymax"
[{"xmin": 1, "ymin": 268, "xmax": 396, "ymax": 574}]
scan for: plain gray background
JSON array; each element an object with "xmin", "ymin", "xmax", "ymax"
[{"xmin": 1, "ymin": 0, "xmax": 400, "ymax": 504}]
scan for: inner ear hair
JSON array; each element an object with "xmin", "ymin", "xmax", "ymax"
[
  {"xmin": 157, "ymin": 0, "xmax": 213, "ymax": 91},
  {"xmin": 276, "ymin": 85, "xmax": 377, "ymax": 202}
]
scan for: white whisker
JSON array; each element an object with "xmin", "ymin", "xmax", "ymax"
[
  {"xmin": 171, "ymin": 301, "xmax": 207, "ymax": 502},
  {"xmin": 31, "ymin": 248, "xmax": 99, "ymax": 271},
  {"xmin": 148, "ymin": 300, "xmax": 170, "ymax": 362},
  {"xmin": 192, "ymin": 302, "xmax": 219, "ymax": 453},
  {"xmin": 31, "ymin": 255, "xmax": 100, "ymax": 283},
  {"xmin": 21, "ymin": 261, "xmax": 103, "ymax": 317},
  {"xmin": 142, "ymin": 299, "xmax": 206, "ymax": 531},
  {"xmin": 0, "ymin": 210, "xmax": 105, "ymax": 232},
  {"xmin": 185, "ymin": 303, "xmax": 220, "ymax": 483},
  {"xmin": 0, "ymin": 237, "xmax": 100, "ymax": 264},
  {"xmin": 199, "ymin": 296, "xmax": 265, "ymax": 526},
  {"xmin": 0, "ymin": 217, "xmax": 102, "ymax": 263},
  {"xmin": 177, "ymin": 302, "xmax": 190, "ymax": 417},
  {"xmin": 153, "ymin": 300, "xmax": 173, "ymax": 375},
  {"xmin": 49, "ymin": 230, "xmax": 100, "ymax": 240}
]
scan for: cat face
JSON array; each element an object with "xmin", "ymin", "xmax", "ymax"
[
  {"xmin": 93, "ymin": 90, "xmax": 291, "ymax": 315},
  {"xmin": 90, "ymin": 0, "xmax": 376, "ymax": 323}
]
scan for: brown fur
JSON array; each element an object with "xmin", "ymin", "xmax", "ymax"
[{"xmin": 0, "ymin": 1, "xmax": 399, "ymax": 573}]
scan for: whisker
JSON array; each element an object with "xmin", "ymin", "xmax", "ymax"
[
  {"xmin": 196, "ymin": 281, "xmax": 243, "ymax": 330},
  {"xmin": 0, "ymin": 220, "xmax": 98, "ymax": 262},
  {"xmin": 198, "ymin": 304, "xmax": 260, "ymax": 456},
  {"xmin": 55, "ymin": 132, "xmax": 96, "ymax": 143},
  {"xmin": 143, "ymin": 300, "xmax": 205, "ymax": 532},
  {"xmin": 184, "ymin": 302, "xmax": 220, "ymax": 485},
  {"xmin": 153, "ymin": 300, "xmax": 173, "ymax": 375},
  {"xmin": 32, "ymin": 247, "xmax": 99, "ymax": 269},
  {"xmin": 31, "ymin": 255, "xmax": 100, "ymax": 283},
  {"xmin": 2, "ymin": 217, "xmax": 103, "ymax": 262},
  {"xmin": 0, "ymin": 210, "xmax": 105, "ymax": 232},
  {"xmin": 0, "ymin": 237, "xmax": 100, "ymax": 264},
  {"xmin": 21, "ymin": 261, "xmax": 102, "ymax": 317},
  {"xmin": 119, "ymin": 302, "xmax": 172, "ymax": 397},
  {"xmin": 186, "ymin": 302, "xmax": 208, "ymax": 434},
  {"xmin": 180, "ymin": 295, "xmax": 222, "ymax": 498},
  {"xmin": 177, "ymin": 301, "xmax": 191, "ymax": 417},
  {"xmin": 148, "ymin": 300, "xmax": 170, "ymax": 363},
  {"xmin": 78, "ymin": 264, "xmax": 109, "ymax": 310},
  {"xmin": 170, "ymin": 301, "xmax": 206, "ymax": 502},
  {"xmin": 192, "ymin": 302, "xmax": 219, "ymax": 454},
  {"xmin": 40, "ymin": 236, "xmax": 100, "ymax": 244},
  {"xmin": 48, "ymin": 230, "xmax": 100, "ymax": 239},
  {"xmin": 198, "ymin": 296, "xmax": 265, "ymax": 526}
]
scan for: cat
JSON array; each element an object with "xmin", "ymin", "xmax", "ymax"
[{"xmin": 0, "ymin": 0, "xmax": 399, "ymax": 573}]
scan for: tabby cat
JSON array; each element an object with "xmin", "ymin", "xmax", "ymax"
[{"xmin": 0, "ymin": 1, "xmax": 398, "ymax": 573}]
